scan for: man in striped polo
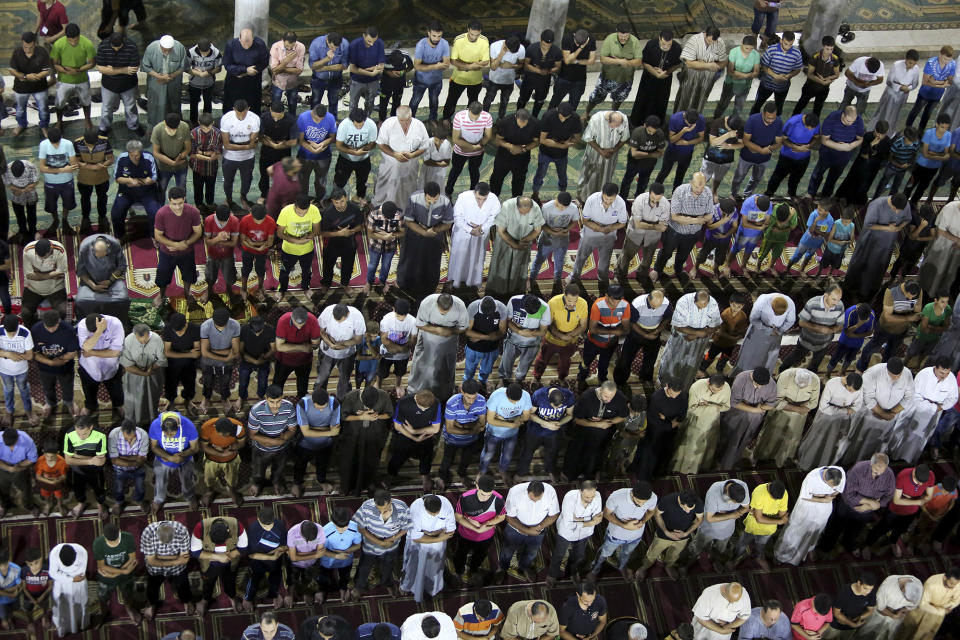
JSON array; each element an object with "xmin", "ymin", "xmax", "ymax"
[
  {"xmin": 246, "ymin": 384, "xmax": 297, "ymax": 497},
  {"xmin": 576, "ymin": 285, "xmax": 630, "ymax": 390},
  {"xmin": 750, "ymin": 31, "xmax": 803, "ymax": 116},
  {"xmin": 778, "ymin": 283, "xmax": 845, "ymax": 374}
]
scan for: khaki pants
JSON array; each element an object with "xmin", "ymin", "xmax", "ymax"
[
  {"xmin": 645, "ymin": 536, "xmax": 688, "ymax": 566},
  {"xmin": 203, "ymin": 457, "xmax": 240, "ymax": 493}
]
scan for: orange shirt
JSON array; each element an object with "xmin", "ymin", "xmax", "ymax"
[
  {"xmin": 199, "ymin": 417, "xmax": 246, "ymax": 463},
  {"xmin": 35, "ymin": 455, "xmax": 67, "ymax": 481}
]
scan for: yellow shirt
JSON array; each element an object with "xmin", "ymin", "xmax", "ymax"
[
  {"xmin": 743, "ymin": 483, "xmax": 788, "ymax": 536},
  {"xmin": 450, "ymin": 33, "xmax": 490, "ymax": 85},
  {"xmin": 545, "ymin": 295, "xmax": 588, "ymax": 345},
  {"xmin": 276, "ymin": 204, "xmax": 321, "ymax": 256}
]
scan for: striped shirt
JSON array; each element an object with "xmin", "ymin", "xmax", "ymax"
[
  {"xmin": 632, "ymin": 294, "xmax": 671, "ymax": 330},
  {"xmin": 671, "ymin": 292, "xmax": 722, "ymax": 330},
  {"xmin": 759, "ymin": 42, "xmax": 804, "ymax": 91},
  {"xmin": 141, "ymin": 521, "xmax": 190, "ymax": 576},
  {"xmin": 189, "ymin": 126, "xmax": 223, "ymax": 176},
  {"xmin": 352, "ymin": 498, "xmax": 411, "ymax": 555},
  {"xmin": 247, "ymin": 399, "xmax": 297, "ymax": 453},
  {"xmin": 668, "ymin": 183, "xmax": 714, "ymax": 234},
  {"xmin": 797, "ymin": 295, "xmax": 845, "ymax": 350},
  {"xmin": 888, "ymin": 134, "xmax": 920, "ymax": 167},
  {"xmin": 453, "ymin": 110, "xmax": 493, "ymax": 156},
  {"xmin": 108, "ymin": 426, "xmax": 149, "ymax": 470},
  {"xmin": 586, "ymin": 297, "xmax": 629, "ymax": 347},
  {"xmin": 443, "ymin": 393, "xmax": 488, "ymax": 445},
  {"xmin": 454, "ymin": 601, "xmax": 505, "ymax": 637}
]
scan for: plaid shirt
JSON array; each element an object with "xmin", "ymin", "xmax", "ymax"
[
  {"xmin": 108, "ymin": 426, "xmax": 148, "ymax": 471},
  {"xmin": 668, "ymin": 183, "xmax": 714, "ymax": 234},
  {"xmin": 189, "ymin": 126, "xmax": 223, "ymax": 176},
  {"xmin": 368, "ymin": 204, "xmax": 404, "ymax": 253},
  {"xmin": 140, "ymin": 521, "xmax": 190, "ymax": 576}
]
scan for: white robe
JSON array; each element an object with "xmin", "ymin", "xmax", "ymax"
[
  {"xmin": 447, "ymin": 191, "xmax": 501, "ymax": 287},
  {"xmin": 839, "ymin": 363, "xmax": 914, "ymax": 466},
  {"xmin": 886, "ymin": 367, "xmax": 959, "ymax": 463},
  {"xmin": 374, "ymin": 116, "xmax": 430, "ymax": 208},
  {"xmin": 853, "ymin": 575, "xmax": 922, "ymax": 640},
  {"xmin": 49, "ymin": 543, "xmax": 89, "ymax": 637},
  {"xmin": 577, "ymin": 111, "xmax": 630, "ymax": 200},
  {"xmin": 401, "ymin": 612, "xmax": 458, "ymax": 640},
  {"xmin": 774, "ymin": 467, "xmax": 845, "ymax": 565},
  {"xmin": 400, "ymin": 496, "xmax": 457, "ymax": 602},
  {"xmin": 691, "ymin": 584, "xmax": 751, "ymax": 640}
]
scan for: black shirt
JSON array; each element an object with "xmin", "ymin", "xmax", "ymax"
[
  {"xmin": 524, "ymin": 43, "xmax": 563, "ymax": 81},
  {"xmin": 539, "ymin": 109, "xmax": 583, "ymax": 158},
  {"xmin": 95, "ymin": 38, "xmax": 140, "ymax": 93},
  {"xmin": 703, "ymin": 118, "xmax": 741, "ymax": 165},
  {"xmin": 298, "ymin": 615, "xmax": 354, "ymax": 640},
  {"xmin": 30, "ymin": 320, "xmax": 79, "ymax": 375},
  {"xmin": 830, "ymin": 584, "xmax": 877, "ymax": 630},
  {"xmin": 655, "ymin": 492, "xmax": 703, "ymax": 540},
  {"xmin": 260, "ymin": 112, "xmax": 297, "ymax": 146},
  {"xmin": 496, "ymin": 115, "xmax": 541, "ymax": 160},
  {"xmin": 240, "ymin": 324, "xmax": 276, "ymax": 359},
  {"xmin": 559, "ymin": 594, "xmax": 608, "ymax": 636},
  {"xmin": 627, "ymin": 126, "xmax": 667, "ymax": 169},
  {"xmin": 573, "ymin": 388, "xmax": 629, "ymax": 421},
  {"xmin": 646, "ymin": 389, "xmax": 688, "ymax": 434},
  {"xmin": 162, "ymin": 323, "xmax": 201, "ymax": 355},
  {"xmin": 640, "ymin": 39, "xmax": 683, "ymax": 79},
  {"xmin": 382, "ymin": 52, "xmax": 413, "ymax": 91},
  {"xmin": 466, "ymin": 305, "xmax": 504, "ymax": 353},
  {"xmin": 559, "ymin": 32, "xmax": 596, "ymax": 82},
  {"xmin": 321, "ymin": 202, "xmax": 362, "ymax": 247},
  {"xmin": 10, "ymin": 47, "xmax": 52, "ymax": 94},
  {"xmin": 394, "ymin": 395, "xmax": 441, "ymax": 430},
  {"xmin": 457, "ymin": 488, "xmax": 506, "ymax": 520}
]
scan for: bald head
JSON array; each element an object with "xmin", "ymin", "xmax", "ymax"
[
  {"xmin": 771, "ymin": 296, "xmax": 788, "ymax": 315},
  {"xmin": 517, "ymin": 196, "xmax": 533, "ymax": 212},
  {"xmin": 396, "ymin": 105, "xmax": 412, "ymax": 121},
  {"xmin": 607, "ymin": 111, "xmax": 624, "ymax": 127},
  {"xmin": 724, "ymin": 582, "xmax": 744, "ymax": 602},
  {"xmin": 93, "ymin": 238, "xmax": 110, "ymax": 257}
]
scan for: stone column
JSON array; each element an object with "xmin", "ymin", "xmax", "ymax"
[
  {"xmin": 526, "ymin": 0, "xmax": 569, "ymax": 45},
  {"xmin": 235, "ymin": 0, "xmax": 270, "ymax": 42},
  {"xmin": 802, "ymin": 0, "xmax": 845, "ymax": 58}
]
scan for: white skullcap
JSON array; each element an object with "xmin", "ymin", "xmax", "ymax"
[
  {"xmin": 159, "ymin": 35, "xmax": 175, "ymax": 49},
  {"xmin": 628, "ymin": 624, "xmax": 648, "ymax": 640},
  {"xmin": 904, "ymin": 581, "xmax": 923, "ymax": 604},
  {"xmin": 794, "ymin": 369, "xmax": 813, "ymax": 387}
]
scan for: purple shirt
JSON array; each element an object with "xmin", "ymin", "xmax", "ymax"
[
  {"xmin": 0, "ymin": 430, "xmax": 38, "ymax": 465},
  {"xmin": 77, "ymin": 315, "xmax": 125, "ymax": 381},
  {"xmin": 704, "ymin": 202, "xmax": 740, "ymax": 241},
  {"xmin": 286, "ymin": 521, "xmax": 325, "ymax": 568},
  {"xmin": 841, "ymin": 460, "xmax": 896, "ymax": 509}
]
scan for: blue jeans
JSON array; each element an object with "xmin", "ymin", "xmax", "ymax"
[
  {"xmin": 590, "ymin": 532, "xmax": 643, "ymax": 571},
  {"xmin": 499, "ymin": 524, "xmax": 544, "ymax": 571},
  {"xmin": 480, "ymin": 432, "xmax": 518, "ymax": 473},
  {"xmin": 271, "ymin": 85, "xmax": 299, "ymax": 112},
  {"xmin": 311, "ymin": 76, "xmax": 342, "ymax": 117},
  {"xmin": 549, "ymin": 76, "xmax": 586, "ymax": 110},
  {"xmin": 0, "ymin": 372, "xmax": 31, "ymax": 414},
  {"xmin": 157, "ymin": 167, "xmax": 187, "ymax": 195},
  {"xmin": 366, "ymin": 248, "xmax": 395, "ymax": 284},
  {"xmin": 752, "ymin": 8, "xmax": 779, "ymax": 36},
  {"xmin": 409, "ymin": 81, "xmax": 442, "ymax": 121},
  {"xmin": 932, "ymin": 408, "xmax": 960, "ymax": 448},
  {"xmin": 530, "ymin": 242, "xmax": 567, "ymax": 279},
  {"xmin": 112, "ymin": 465, "xmax": 146, "ymax": 502},
  {"xmin": 111, "ymin": 191, "xmax": 162, "ymax": 237},
  {"xmin": 463, "ymin": 346, "xmax": 499, "ymax": 383},
  {"xmin": 14, "ymin": 91, "xmax": 50, "ymax": 129},
  {"xmin": 238, "ymin": 360, "xmax": 271, "ymax": 400},
  {"xmin": 532, "ymin": 153, "xmax": 568, "ymax": 191}
]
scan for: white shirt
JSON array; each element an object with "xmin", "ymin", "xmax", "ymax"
[
  {"xmin": 846, "ymin": 56, "xmax": 886, "ymax": 93},
  {"xmin": 671, "ymin": 292, "xmax": 722, "ymax": 330},
  {"xmin": 750, "ymin": 293, "xmax": 796, "ymax": 332},
  {"xmin": 401, "ymin": 613, "xmax": 458, "ymax": 640},
  {"xmin": 318, "ymin": 305, "xmax": 367, "ymax": 358},
  {"xmin": 625, "ymin": 192, "xmax": 671, "ymax": 244},
  {"xmin": 555, "ymin": 489, "xmax": 603, "ymax": 542},
  {"xmin": 604, "ymin": 487, "xmax": 658, "ymax": 541},
  {"xmin": 818, "ymin": 376, "xmax": 864, "ymax": 416},
  {"xmin": 505, "ymin": 481, "xmax": 560, "ymax": 528},
  {"xmin": 875, "ymin": 575, "xmax": 923, "ymax": 613},
  {"xmin": 408, "ymin": 495, "xmax": 457, "ymax": 541},
  {"xmin": 453, "ymin": 190, "xmax": 501, "ymax": 237},
  {"xmin": 0, "ymin": 326, "xmax": 33, "ymax": 376},
  {"xmin": 912, "ymin": 366, "xmax": 959, "ymax": 414},
  {"xmin": 377, "ymin": 116, "xmax": 430, "ymax": 155},
  {"xmin": 862, "ymin": 362, "xmax": 914, "ymax": 411},
  {"xmin": 692, "ymin": 584, "xmax": 752, "ymax": 626},
  {"xmin": 220, "ymin": 110, "xmax": 261, "ymax": 161},
  {"xmin": 379, "ymin": 312, "xmax": 418, "ymax": 361},
  {"xmin": 581, "ymin": 191, "xmax": 628, "ymax": 240},
  {"xmin": 488, "ymin": 40, "xmax": 526, "ymax": 84}
]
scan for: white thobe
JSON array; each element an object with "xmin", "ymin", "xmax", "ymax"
[
  {"xmin": 400, "ymin": 496, "xmax": 457, "ymax": 603},
  {"xmin": 401, "ymin": 612, "xmax": 458, "ymax": 640},
  {"xmin": 840, "ymin": 363, "xmax": 914, "ymax": 465},
  {"xmin": 692, "ymin": 584, "xmax": 752, "ymax": 640},
  {"xmin": 447, "ymin": 191, "xmax": 501, "ymax": 286},
  {"xmin": 854, "ymin": 575, "xmax": 922, "ymax": 640},
  {"xmin": 49, "ymin": 543, "xmax": 89, "ymax": 637},
  {"xmin": 887, "ymin": 367, "xmax": 959, "ymax": 463},
  {"xmin": 774, "ymin": 466, "xmax": 845, "ymax": 565},
  {"xmin": 373, "ymin": 116, "xmax": 431, "ymax": 208}
]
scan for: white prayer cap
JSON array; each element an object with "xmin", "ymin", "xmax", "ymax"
[
  {"xmin": 159, "ymin": 35, "xmax": 175, "ymax": 49},
  {"xmin": 905, "ymin": 581, "xmax": 923, "ymax": 604},
  {"xmin": 795, "ymin": 369, "xmax": 813, "ymax": 387},
  {"xmin": 628, "ymin": 624, "xmax": 648, "ymax": 640}
]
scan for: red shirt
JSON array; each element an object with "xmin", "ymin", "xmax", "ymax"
[
  {"xmin": 888, "ymin": 467, "xmax": 935, "ymax": 516},
  {"xmin": 37, "ymin": 1, "xmax": 67, "ymax": 37},
  {"xmin": 274, "ymin": 311, "xmax": 321, "ymax": 366},
  {"xmin": 239, "ymin": 213, "xmax": 278, "ymax": 255},
  {"xmin": 204, "ymin": 214, "xmax": 240, "ymax": 259},
  {"xmin": 266, "ymin": 162, "xmax": 302, "ymax": 218},
  {"xmin": 155, "ymin": 204, "xmax": 203, "ymax": 255}
]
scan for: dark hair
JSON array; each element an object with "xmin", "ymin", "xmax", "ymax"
[
  {"xmin": 421, "ymin": 616, "xmax": 441, "ymax": 639},
  {"xmin": 467, "ymin": 20, "xmax": 483, "ymax": 31},
  {"xmin": 813, "ymin": 594, "xmax": 832, "ymax": 614},
  {"xmin": 473, "ymin": 599, "xmax": 493, "ymax": 619},
  {"xmin": 823, "ymin": 467, "xmax": 844, "ymax": 485},
  {"xmin": 762, "ymin": 102, "xmax": 778, "ymax": 114},
  {"xmin": 601, "ymin": 182, "xmax": 619, "ymax": 197},
  {"xmin": 300, "ymin": 521, "xmax": 318, "ymax": 541},
  {"xmin": 752, "ymin": 367, "xmax": 771, "ymax": 385},
  {"xmin": 577, "ymin": 580, "xmax": 598, "ymax": 596},
  {"xmin": 327, "ymin": 32, "xmax": 342, "ymax": 46},
  {"xmin": 295, "ymin": 194, "xmax": 313, "ymax": 210},
  {"xmin": 313, "ymin": 103, "xmax": 328, "ymax": 118},
  {"xmin": 475, "ymin": 182, "xmax": 491, "ymax": 196},
  {"xmin": 803, "ymin": 113, "xmax": 820, "ymax": 128},
  {"xmin": 767, "ymin": 480, "xmax": 786, "ymax": 500},
  {"xmin": 364, "ymin": 26, "xmax": 379, "ymax": 38},
  {"xmin": 678, "ymin": 490, "xmax": 699, "ymax": 507},
  {"xmin": 905, "ymin": 49, "xmax": 920, "ymax": 61},
  {"xmin": 59, "ymin": 545, "xmax": 77, "ymax": 566},
  {"xmin": 168, "ymin": 186, "xmax": 186, "ymax": 201},
  {"xmin": 937, "ymin": 113, "xmax": 953, "ymax": 126},
  {"xmin": 726, "ymin": 482, "xmax": 747, "ymax": 503},
  {"xmin": 629, "ymin": 394, "xmax": 647, "ymax": 412},
  {"xmin": 21, "ymin": 32, "xmax": 37, "ymax": 44},
  {"xmin": 2, "ymin": 429, "xmax": 18, "ymax": 447},
  {"xmin": 319, "ymin": 617, "xmax": 342, "ymax": 637},
  {"xmin": 528, "ymin": 481, "xmax": 545, "ymax": 497},
  {"xmin": 373, "ymin": 625, "xmax": 395, "ymax": 640},
  {"xmin": 258, "ymin": 505, "xmax": 275, "ymax": 525},
  {"xmin": 887, "ymin": 357, "xmax": 905, "ymax": 375},
  {"xmin": 2, "ymin": 315, "xmax": 20, "ymax": 333},
  {"xmin": 477, "ymin": 475, "xmax": 495, "ymax": 492},
  {"xmin": 423, "ymin": 494, "xmax": 442, "ymax": 513},
  {"xmin": 265, "ymin": 384, "xmax": 284, "ymax": 399},
  {"xmin": 233, "ymin": 98, "xmax": 249, "ymax": 112},
  {"xmin": 47, "ymin": 127, "xmax": 62, "ymax": 144},
  {"xmin": 214, "ymin": 417, "xmax": 235, "ymax": 436},
  {"xmin": 946, "ymin": 566, "xmax": 960, "ymax": 580},
  {"xmin": 821, "ymin": 36, "xmax": 836, "ymax": 47},
  {"xmin": 332, "ymin": 506, "xmax": 353, "ymax": 528},
  {"xmin": 942, "ymin": 476, "xmax": 958, "ymax": 492},
  {"xmin": 374, "ymin": 488, "xmax": 391, "ymax": 506},
  {"xmin": 208, "ymin": 519, "xmax": 230, "ymax": 544},
  {"xmin": 865, "ymin": 57, "xmax": 881, "ymax": 73},
  {"xmin": 505, "ymin": 36, "xmax": 521, "ymax": 53},
  {"xmin": 164, "ymin": 112, "xmax": 181, "ymax": 129},
  {"xmin": 424, "ymin": 181, "xmax": 441, "ymax": 197},
  {"xmin": 781, "ymin": 30, "xmax": 795, "ymax": 42},
  {"xmin": 857, "ymin": 571, "xmax": 877, "ymax": 587},
  {"xmin": 705, "ymin": 27, "xmax": 721, "ymax": 40},
  {"xmin": 632, "ymin": 481, "xmax": 653, "ymax": 500},
  {"xmin": 845, "ymin": 372, "xmax": 863, "ymax": 390}
]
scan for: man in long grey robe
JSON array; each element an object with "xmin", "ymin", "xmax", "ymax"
[
  {"xmin": 918, "ymin": 201, "xmax": 960, "ymax": 298},
  {"xmin": 75, "ymin": 233, "xmax": 129, "ymax": 319},
  {"xmin": 400, "ymin": 494, "xmax": 456, "ymax": 603},
  {"xmin": 373, "ymin": 106, "xmax": 430, "ymax": 209},
  {"xmin": 487, "ymin": 196, "xmax": 544, "ymax": 298},
  {"xmin": 118, "ymin": 324, "xmax": 167, "ymax": 425},
  {"xmin": 407, "ymin": 293, "xmax": 469, "ymax": 401},
  {"xmin": 396, "ymin": 184, "xmax": 453, "ymax": 300},
  {"xmin": 141, "ymin": 35, "xmax": 188, "ymax": 127},
  {"xmin": 869, "ymin": 56, "xmax": 921, "ymax": 132},
  {"xmin": 715, "ymin": 368, "xmax": 778, "ymax": 470},
  {"xmin": 843, "ymin": 193, "xmax": 911, "ymax": 301},
  {"xmin": 797, "ymin": 373, "xmax": 864, "ymax": 470},
  {"xmin": 659, "ymin": 290, "xmax": 721, "ymax": 389},
  {"xmin": 734, "ymin": 292, "xmax": 795, "ymax": 374},
  {"xmin": 754, "ymin": 368, "xmax": 820, "ymax": 467},
  {"xmin": 839, "ymin": 358, "xmax": 914, "ymax": 466},
  {"xmin": 577, "ymin": 110, "xmax": 629, "ymax": 200}
]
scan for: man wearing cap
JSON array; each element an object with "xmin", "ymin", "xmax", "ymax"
[
  {"xmin": 21, "ymin": 237, "xmax": 69, "ymax": 329},
  {"xmin": 141, "ymin": 35, "xmax": 188, "ymax": 127},
  {"xmin": 148, "ymin": 410, "xmax": 200, "ymax": 514},
  {"xmin": 517, "ymin": 30, "xmax": 562, "ymax": 118}
]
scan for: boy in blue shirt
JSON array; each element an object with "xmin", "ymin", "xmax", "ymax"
[
  {"xmin": 354, "ymin": 320, "xmax": 381, "ymax": 390},
  {"xmin": 727, "ymin": 194, "xmax": 771, "ymax": 273},
  {"xmin": 818, "ymin": 206, "xmax": 855, "ymax": 277},
  {"xmin": 321, "ymin": 507, "xmax": 362, "ymax": 603},
  {"xmin": 786, "ymin": 201, "xmax": 834, "ymax": 274},
  {"xmin": 479, "ymin": 383, "xmax": 533, "ymax": 484},
  {"xmin": 826, "ymin": 303, "xmax": 874, "ymax": 375}
]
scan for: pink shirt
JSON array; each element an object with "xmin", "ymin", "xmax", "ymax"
[
  {"xmin": 791, "ymin": 598, "xmax": 832, "ymax": 640},
  {"xmin": 452, "ymin": 109, "xmax": 493, "ymax": 156},
  {"xmin": 270, "ymin": 41, "xmax": 306, "ymax": 90},
  {"xmin": 286, "ymin": 521, "xmax": 325, "ymax": 568}
]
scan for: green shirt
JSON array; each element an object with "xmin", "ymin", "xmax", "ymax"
[
  {"xmin": 64, "ymin": 429, "xmax": 107, "ymax": 458},
  {"xmin": 150, "ymin": 121, "xmax": 192, "ymax": 172},
  {"xmin": 51, "ymin": 36, "xmax": 97, "ymax": 84},
  {"xmin": 762, "ymin": 208, "xmax": 799, "ymax": 244},
  {"xmin": 724, "ymin": 46, "xmax": 760, "ymax": 93},
  {"xmin": 599, "ymin": 33, "xmax": 641, "ymax": 84},
  {"xmin": 916, "ymin": 302, "xmax": 952, "ymax": 342},
  {"xmin": 93, "ymin": 532, "xmax": 137, "ymax": 585}
]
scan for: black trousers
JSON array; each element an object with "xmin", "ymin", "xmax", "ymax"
[
  {"xmin": 765, "ymin": 154, "xmax": 810, "ymax": 197},
  {"xmin": 655, "ymin": 147, "xmax": 693, "ymax": 191},
  {"xmin": 517, "ymin": 76, "xmax": 551, "ymax": 118},
  {"xmin": 489, "ymin": 152, "xmax": 531, "ymax": 198},
  {"xmin": 792, "ymin": 81, "xmax": 830, "ymax": 117},
  {"xmin": 864, "ymin": 509, "xmax": 916, "ymax": 547},
  {"xmin": 452, "ymin": 536, "xmax": 493, "ymax": 574},
  {"xmin": 445, "ymin": 153, "xmax": 483, "ymax": 196},
  {"xmin": 515, "ymin": 426, "xmax": 561, "ymax": 476},
  {"xmin": 292, "ymin": 445, "xmax": 334, "ymax": 484},
  {"xmin": 438, "ymin": 439, "xmax": 481, "ymax": 482},
  {"xmin": 482, "ymin": 81, "xmax": 514, "ymax": 119},
  {"xmin": 193, "ymin": 172, "xmax": 217, "ymax": 207},
  {"xmin": 318, "ymin": 565, "xmax": 352, "ymax": 592},
  {"xmin": 146, "ymin": 570, "xmax": 193, "ymax": 607},
  {"xmin": 908, "ymin": 164, "xmax": 939, "ymax": 204},
  {"xmin": 251, "ymin": 447, "xmax": 290, "ymax": 488},
  {"xmin": 442, "ymin": 81, "xmax": 483, "ymax": 120},
  {"xmin": 654, "ymin": 228, "xmax": 699, "ymax": 276},
  {"xmin": 78, "ymin": 181, "xmax": 109, "ymax": 218},
  {"xmin": 613, "ymin": 335, "xmax": 661, "ymax": 385},
  {"xmin": 548, "ymin": 536, "xmax": 589, "ymax": 578},
  {"xmin": 320, "ymin": 239, "xmax": 356, "ymax": 288},
  {"xmin": 78, "ymin": 366, "xmax": 123, "ymax": 412},
  {"xmin": 273, "ymin": 361, "xmax": 312, "ymax": 399},
  {"xmin": 354, "ymin": 548, "xmax": 398, "ymax": 589},
  {"xmin": 577, "ymin": 340, "xmax": 618, "ymax": 383},
  {"xmin": 751, "ymin": 85, "xmax": 787, "ymax": 115},
  {"xmin": 333, "ymin": 156, "xmax": 372, "ymax": 199},
  {"xmin": 387, "ymin": 434, "xmax": 435, "ymax": 476},
  {"xmin": 778, "ymin": 343, "xmax": 830, "ymax": 373},
  {"xmin": 818, "ymin": 499, "xmax": 878, "ymax": 552},
  {"xmin": 629, "ymin": 426, "xmax": 675, "ymax": 481},
  {"xmin": 278, "ymin": 250, "xmax": 314, "ymax": 292},
  {"xmin": 164, "ymin": 358, "xmax": 198, "ymax": 403},
  {"xmin": 258, "ymin": 148, "xmax": 291, "ymax": 198},
  {"xmin": 563, "ymin": 426, "xmax": 612, "ymax": 479},
  {"xmin": 244, "ymin": 558, "xmax": 282, "ymax": 600},
  {"xmin": 620, "ymin": 161, "xmax": 656, "ymax": 199},
  {"xmin": 201, "ymin": 562, "xmax": 237, "ymax": 603}
]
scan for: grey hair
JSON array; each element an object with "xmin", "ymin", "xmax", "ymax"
[
  {"xmin": 794, "ymin": 369, "xmax": 813, "ymax": 387},
  {"xmin": 126, "ymin": 139, "xmax": 143, "ymax": 153},
  {"xmin": 870, "ymin": 452, "xmax": 889, "ymax": 465},
  {"xmin": 628, "ymin": 624, "xmax": 648, "ymax": 640},
  {"xmin": 396, "ymin": 105, "xmax": 412, "ymax": 119},
  {"xmin": 600, "ymin": 380, "xmax": 618, "ymax": 393},
  {"xmin": 132, "ymin": 323, "xmax": 151, "ymax": 337}
]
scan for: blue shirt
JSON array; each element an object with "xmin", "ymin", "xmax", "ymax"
[
  {"xmin": 0, "ymin": 430, "xmax": 37, "ymax": 465},
  {"xmin": 704, "ymin": 202, "xmax": 740, "ymax": 240},
  {"xmin": 666, "ymin": 111, "xmax": 705, "ymax": 157},
  {"xmin": 759, "ymin": 43, "xmax": 804, "ymax": 92},
  {"xmin": 737, "ymin": 194, "xmax": 772, "ymax": 240},
  {"xmin": 320, "ymin": 521, "xmax": 362, "ymax": 568},
  {"xmin": 819, "ymin": 110, "xmax": 865, "ymax": 164},
  {"xmin": 147, "ymin": 413, "xmax": 199, "ymax": 467},
  {"xmin": 0, "ymin": 562, "xmax": 20, "ymax": 605},
  {"xmin": 357, "ymin": 623, "xmax": 401, "ymax": 640},
  {"xmin": 485, "ymin": 387, "xmax": 533, "ymax": 438},
  {"xmin": 741, "ymin": 112, "xmax": 783, "ymax": 163},
  {"xmin": 838, "ymin": 305, "xmax": 875, "ymax": 348},
  {"xmin": 826, "ymin": 219, "xmax": 854, "ymax": 253},
  {"xmin": 442, "ymin": 393, "xmax": 488, "ymax": 445},
  {"xmin": 348, "ymin": 36, "xmax": 386, "ymax": 83},
  {"xmin": 308, "ymin": 35, "xmax": 348, "ymax": 80},
  {"xmin": 738, "ymin": 607, "xmax": 791, "ymax": 640},
  {"xmin": 296, "ymin": 110, "xmax": 337, "ymax": 160},
  {"xmin": 780, "ymin": 114, "xmax": 819, "ymax": 160},
  {"xmin": 413, "ymin": 37, "xmax": 450, "ymax": 86},
  {"xmin": 918, "ymin": 56, "xmax": 957, "ymax": 100},
  {"xmin": 114, "ymin": 152, "xmax": 159, "ymax": 198},
  {"xmin": 531, "ymin": 387, "xmax": 576, "ymax": 422},
  {"xmin": 916, "ymin": 127, "xmax": 952, "ymax": 168},
  {"xmin": 799, "ymin": 211, "xmax": 834, "ymax": 247},
  {"xmin": 38, "ymin": 139, "xmax": 76, "ymax": 185},
  {"xmin": 296, "ymin": 394, "xmax": 340, "ymax": 450},
  {"xmin": 245, "ymin": 518, "xmax": 287, "ymax": 556}
]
